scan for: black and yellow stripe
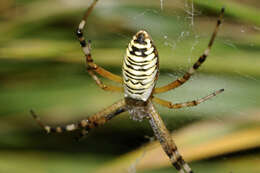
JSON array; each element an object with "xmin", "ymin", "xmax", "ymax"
[
  {"xmin": 148, "ymin": 101, "xmax": 193, "ymax": 173},
  {"xmin": 153, "ymin": 88, "xmax": 224, "ymax": 109},
  {"xmin": 154, "ymin": 7, "xmax": 225, "ymax": 94},
  {"xmin": 30, "ymin": 99, "xmax": 126, "ymax": 136},
  {"xmin": 123, "ymin": 30, "xmax": 159, "ymax": 101}
]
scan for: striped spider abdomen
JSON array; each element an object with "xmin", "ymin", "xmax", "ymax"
[{"xmin": 123, "ymin": 30, "xmax": 159, "ymax": 101}]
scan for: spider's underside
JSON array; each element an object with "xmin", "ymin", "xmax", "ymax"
[{"xmin": 31, "ymin": 1, "xmax": 225, "ymax": 173}]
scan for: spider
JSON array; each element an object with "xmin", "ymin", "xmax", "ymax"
[{"xmin": 31, "ymin": 1, "xmax": 225, "ymax": 173}]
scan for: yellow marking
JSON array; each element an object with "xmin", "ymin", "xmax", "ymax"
[
  {"xmin": 144, "ymin": 38, "xmax": 151, "ymax": 43},
  {"xmin": 170, "ymin": 155, "xmax": 177, "ymax": 162},
  {"xmin": 124, "ymin": 83, "xmax": 155, "ymax": 101},
  {"xmin": 123, "ymin": 63, "xmax": 157, "ymax": 76},
  {"xmin": 179, "ymin": 170, "xmax": 185, "ymax": 173},
  {"xmin": 174, "ymin": 150, "xmax": 181, "ymax": 158},
  {"xmin": 125, "ymin": 56, "xmax": 151, "ymax": 66},
  {"xmin": 66, "ymin": 124, "xmax": 76, "ymax": 131},
  {"xmin": 170, "ymin": 156, "xmax": 185, "ymax": 173},
  {"xmin": 183, "ymin": 163, "xmax": 192, "ymax": 173},
  {"xmin": 123, "ymin": 70, "xmax": 156, "ymax": 86},
  {"xmin": 127, "ymin": 50, "xmax": 155, "ymax": 62},
  {"xmin": 204, "ymin": 48, "xmax": 210, "ymax": 56},
  {"xmin": 144, "ymin": 46, "xmax": 154, "ymax": 55},
  {"xmin": 44, "ymin": 126, "xmax": 51, "ymax": 133},
  {"xmin": 141, "ymin": 57, "xmax": 157, "ymax": 69},
  {"xmin": 128, "ymin": 44, "xmax": 133, "ymax": 51},
  {"xmin": 125, "ymin": 80, "xmax": 154, "ymax": 89},
  {"xmin": 135, "ymin": 51, "xmax": 142, "ymax": 56},
  {"xmin": 130, "ymin": 39, "xmax": 151, "ymax": 49},
  {"xmin": 56, "ymin": 127, "xmax": 62, "ymax": 133},
  {"xmin": 83, "ymin": 46, "xmax": 90, "ymax": 54},
  {"xmin": 141, "ymin": 75, "xmax": 157, "ymax": 84},
  {"xmin": 79, "ymin": 20, "xmax": 86, "ymax": 30},
  {"xmin": 81, "ymin": 120, "xmax": 88, "ymax": 127},
  {"xmin": 122, "ymin": 68, "xmax": 152, "ymax": 80},
  {"xmin": 124, "ymin": 56, "xmax": 157, "ymax": 70}
]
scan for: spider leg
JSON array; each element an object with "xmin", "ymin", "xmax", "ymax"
[
  {"xmin": 31, "ymin": 99, "xmax": 126, "ymax": 135},
  {"xmin": 153, "ymin": 89, "xmax": 224, "ymax": 109},
  {"xmin": 76, "ymin": 0, "xmax": 123, "ymax": 92},
  {"xmin": 147, "ymin": 101, "xmax": 193, "ymax": 173},
  {"xmin": 154, "ymin": 7, "xmax": 225, "ymax": 94},
  {"xmin": 87, "ymin": 66, "xmax": 123, "ymax": 92}
]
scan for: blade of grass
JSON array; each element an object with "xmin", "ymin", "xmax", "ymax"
[
  {"xmin": 96, "ymin": 111, "xmax": 260, "ymax": 173},
  {"xmin": 192, "ymin": 0, "xmax": 260, "ymax": 25}
]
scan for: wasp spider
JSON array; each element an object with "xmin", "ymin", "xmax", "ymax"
[{"xmin": 31, "ymin": 1, "xmax": 225, "ymax": 173}]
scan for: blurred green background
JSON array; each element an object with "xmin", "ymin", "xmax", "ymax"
[{"xmin": 0, "ymin": 0, "xmax": 260, "ymax": 173}]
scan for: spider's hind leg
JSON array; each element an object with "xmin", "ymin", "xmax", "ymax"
[
  {"xmin": 154, "ymin": 7, "xmax": 225, "ymax": 94},
  {"xmin": 147, "ymin": 101, "xmax": 193, "ymax": 173},
  {"xmin": 153, "ymin": 89, "xmax": 224, "ymax": 109}
]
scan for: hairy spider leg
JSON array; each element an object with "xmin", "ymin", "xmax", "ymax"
[
  {"xmin": 31, "ymin": 99, "xmax": 126, "ymax": 135},
  {"xmin": 154, "ymin": 7, "xmax": 225, "ymax": 94},
  {"xmin": 148, "ymin": 101, "xmax": 193, "ymax": 173},
  {"xmin": 153, "ymin": 89, "xmax": 224, "ymax": 109},
  {"xmin": 76, "ymin": 0, "xmax": 123, "ymax": 92}
]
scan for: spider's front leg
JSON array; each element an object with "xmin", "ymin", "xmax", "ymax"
[
  {"xmin": 147, "ymin": 101, "xmax": 193, "ymax": 173},
  {"xmin": 31, "ymin": 99, "xmax": 126, "ymax": 138},
  {"xmin": 153, "ymin": 89, "xmax": 224, "ymax": 109},
  {"xmin": 154, "ymin": 7, "xmax": 225, "ymax": 94},
  {"xmin": 77, "ymin": 0, "xmax": 123, "ymax": 92}
]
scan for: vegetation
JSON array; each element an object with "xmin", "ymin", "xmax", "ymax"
[{"xmin": 0, "ymin": 0, "xmax": 260, "ymax": 172}]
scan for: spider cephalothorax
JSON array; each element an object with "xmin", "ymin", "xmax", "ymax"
[
  {"xmin": 31, "ymin": 1, "xmax": 225, "ymax": 173},
  {"xmin": 124, "ymin": 97, "xmax": 149, "ymax": 121}
]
